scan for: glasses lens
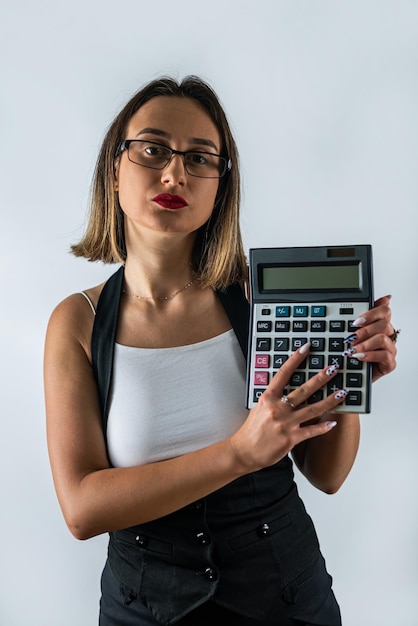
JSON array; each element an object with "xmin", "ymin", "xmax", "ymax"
[
  {"xmin": 125, "ymin": 141, "xmax": 228, "ymax": 178},
  {"xmin": 127, "ymin": 141, "xmax": 171, "ymax": 169},
  {"xmin": 184, "ymin": 153, "xmax": 226, "ymax": 178}
]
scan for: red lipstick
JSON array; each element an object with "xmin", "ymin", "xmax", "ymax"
[{"xmin": 153, "ymin": 194, "xmax": 188, "ymax": 209}]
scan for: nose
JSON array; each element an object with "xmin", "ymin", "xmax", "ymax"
[{"xmin": 161, "ymin": 153, "xmax": 187, "ymax": 186}]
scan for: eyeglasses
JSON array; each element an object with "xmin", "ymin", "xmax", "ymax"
[{"xmin": 118, "ymin": 139, "xmax": 231, "ymax": 179}]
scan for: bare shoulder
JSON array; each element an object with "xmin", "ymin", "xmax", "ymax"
[{"xmin": 46, "ymin": 282, "xmax": 106, "ymax": 362}]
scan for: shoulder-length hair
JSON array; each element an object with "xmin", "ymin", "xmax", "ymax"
[{"xmin": 71, "ymin": 75, "xmax": 247, "ymax": 289}]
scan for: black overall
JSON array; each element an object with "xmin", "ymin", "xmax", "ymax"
[{"xmin": 92, "ymin": 267, "xmax": 341, "ymax": 626}]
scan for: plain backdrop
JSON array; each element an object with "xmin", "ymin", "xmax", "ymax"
[{"xmin": 1, "ymin": 1, "xmax": 416, "ymax": 625}]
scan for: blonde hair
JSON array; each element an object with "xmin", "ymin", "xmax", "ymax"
[{"xmin": 71, "ymin": 76, "xmax": 247, "ymax": 289}]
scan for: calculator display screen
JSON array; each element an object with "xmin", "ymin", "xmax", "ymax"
[{"xmin": 262, "ymin": 263, "xmax": 360, "ymax": 291}]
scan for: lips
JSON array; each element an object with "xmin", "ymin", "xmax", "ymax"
[{"xmin": 152, "ymin": 194, "xmax": 188, "ymax": 209}]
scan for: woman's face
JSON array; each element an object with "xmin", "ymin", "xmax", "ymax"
[{"xmin": 116, "ymin": 96, "xmax": 222, "ymax": 244}]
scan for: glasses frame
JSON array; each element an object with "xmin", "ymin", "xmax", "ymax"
[{"xmin": 118, "ymin": 139, "xmax": 231, "ymax": 179}]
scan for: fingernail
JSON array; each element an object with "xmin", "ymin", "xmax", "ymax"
[
  {"xmin": 342, "ymin": 347, "xmax": 357, "ymax": 357},
  {"xmin": 326, "ymin": 364, "xmax": 339, "ymax": 376},
  {"xmin": 335, "ymin": 389, "xmax": 348, "ymax": 400},
  {"xmin": 299, "ymin": 341, "xmax": 311, "ymax": 355},
  {"xmin": 353, "ymin": 352, "xmax": 366, "ymax": 359},
  {"xmin": 326, "ymin": 421, "xmax": 338, "ymax": 430},
  {"xmin": 343, "ymin": 333, "xmax": 358, "ymax": 344},
  {"xmin": 353, "ymin": 316, "xmax": 366, "ymax": 327}
]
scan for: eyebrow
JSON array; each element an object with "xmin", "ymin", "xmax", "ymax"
[{"xmin": 136, "ymin": 127, "xmax": 219, "ymax": 152}]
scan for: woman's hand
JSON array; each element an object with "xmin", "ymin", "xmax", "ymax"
[
  {"xmin": 229, "ymin": 344, "xmax": 347, "ymax": 474},
  {"xmin": 342, "ymin": 295, "xmax": 398, "ymax": 382}
]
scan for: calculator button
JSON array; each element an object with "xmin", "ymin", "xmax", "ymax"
[
  {"xmin": 327, "ymin": 374, "xmax": 343, "ymax": 394},
  {"xmin": 329, "ymin": 338, "xmax": 344, "ymax": 352},
  {"xmin": 339, "ymin": 308, "xmax": 354, "ymax": 315},
  {"xmin": 261, "ymin": 308, "xmax": 272, "ymax": 315},
  {"xmin": 310, "ymin": 338, "xmax": 325, "ymax": 351},
  {"xmin": 254, "ymin": 372, "xmax": 269, "ymax": 386},
  {"xmin": 292, "ymin": 338, "xmax": 308, "ymax": 351},
  {"xmin": 253, "ymin": 389, "xmax": 266, "ymax": 402},
  {"xmin": 274, "ymin": 338, "xmax": 289, "ymax": 351},
  {"xmin": 346, "ymin": 373, "xmax": 363, "ymax": 387},
  {"xmin": 345, "ymin": 390, "xmax": 362, "ymax": 405},
  {"xmin": 293, "ymin": 321, "xmax": 308, "ymax": 332},
  {"xmin": 257, "ymin": 321, "xmax": 272, "ymax": 332},
  {"xmin": 309, "ymin": 355, "xmax": 324, "ymax": 369},
  {"xmin": 273, "ymin": 355, "xmax": 289, "ymax": 368},
  {"xmin": 307, "ymin": 390, "xmax": 324, "ymax": 404},
  {"xmin": 293, "ymin": 306, "xmax": 308, "ymax": 317},
  {"xmin": 311, "ymin": 321, "xmax": 326, "ymax": 332},
  {"xmin": 311, "ymin": 306, "xmax": 326, "ymax": 317},
  {"xmin": 348, "ymin": 320, "xmax": 360, "ymax": 332},
  {"xmin": 256, "ymin": 338, "xmax": 271, "ymax": 351},
  {"xmin": 346, "ymin": 357, "xmax": 363, "ymax": 370},
  {"xmin": 290, "ymin": 372, "xmax": 306, "ymax": 386},
  {"xmin": 276, "ymin": 306, "xmax": 290, "ymax": 317},
  {"xmin": 275, "ymin": 321, "xmax": 290, "ymax": 332},
  {"xmin": 255, "ymin": 354, "xmax": 270, "ymax": 368},
  {"xmin": 328, "ymin": 355, "xmax": 344, "ymax": 369},
  {"xmin": 329, "ymin": 320, "xmax": 345, "ymax": 332}
]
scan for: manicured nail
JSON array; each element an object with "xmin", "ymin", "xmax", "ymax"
[
  {"xmin": 342, "ymin": 347, "xmax": 357, "ymax": 357},
  {"xmin": 335, "ymin": 389, "xmax": 348, "ymax": 400},
  {"xmin": 353, "ymin": 316, "xmax": 366, "ymax": 327},
  {"xmin": 326, "ymin": 364, "xmax": 339, "ymax": 376},
  {"xmin": 343, "ymin": 333, "xmax": 358, "ymax": 344},
  {"xmin": 299, "ymin": 342, "xmax": 311, "ymax": 355},
  {"xmin": 326, "ymin": 421, "xmax": 338, "ymax": 430},
  {"xmin": 353, "ymin": 352, "xmax": 366, "ymax": 360}
]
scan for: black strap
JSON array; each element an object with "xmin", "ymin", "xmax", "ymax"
[
  {"xmin": 91, "ymin": 267, "xmax": 250, "ymax": 447},
  {"xmin": 91, "ymin": 265, "xmax": 124, "ymax": 431},
  {"xmin": 216, "ymin": 283, "xmax": 250, "ymax": 358}
]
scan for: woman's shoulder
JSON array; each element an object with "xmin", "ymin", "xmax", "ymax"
[{"xmin": 46, "ymin": 282, "xmax": 107, "ymax": 360}]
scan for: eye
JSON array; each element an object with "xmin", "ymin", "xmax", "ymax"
[
  {"xmin": 186, "ymin": 152, "xmax": 211, "ymax": 166},
  {"xmin": 143, "ymin": 143, "xmax": 170, "ymax": 158}
]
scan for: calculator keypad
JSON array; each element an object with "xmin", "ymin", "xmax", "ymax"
[{"xmin": 248, "ymin": 302, "xmax": 370, "ymax": 412}]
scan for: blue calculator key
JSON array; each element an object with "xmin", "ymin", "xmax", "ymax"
[
  {"xmin": 311, "ymin": 306, "xmax": 326, "ymax": 316},
  {"xmin": 276, "ymin": 306, "xmax": 290, "ymax": 317},
  {"xmin": 293, "ymin": 306, "xmax": 308, "ymax": 317}
]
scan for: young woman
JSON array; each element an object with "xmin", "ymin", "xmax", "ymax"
[{"xmin": 44, "ymin": 76, "xmax": 397, "ymax": 626}]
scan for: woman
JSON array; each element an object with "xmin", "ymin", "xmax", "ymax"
[{"xmin": 44, "ymin": 76, "xmax": 397, "ymax": 626}]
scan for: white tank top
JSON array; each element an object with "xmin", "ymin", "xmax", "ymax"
[{"xmin": 106, "ymin": 330, "xmax": 249, "ymax": 467}]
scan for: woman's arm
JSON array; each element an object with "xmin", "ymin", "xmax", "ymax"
[
  {"xmin": 44, "ymin": 296, "xmax": 349, "ymax": 540},
  {"xmin": 291, "ymin": 295, "xmax": 397, "ymax": 493}
]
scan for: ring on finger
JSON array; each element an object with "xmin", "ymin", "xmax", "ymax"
[
  {"xmin": 281, "ymin": 395, "xmax": 296, "ymax": 409},
  {"xmin": 389, "ymin": 328, "xmax": 401, "ymax": 343}
]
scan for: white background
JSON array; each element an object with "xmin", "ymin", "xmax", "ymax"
[{"xmin": 1, "ymin": 1, "xmax": 416, "ymax": 625}]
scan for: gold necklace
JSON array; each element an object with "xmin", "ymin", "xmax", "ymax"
[{"xmin": 122, "ymin": 280, "xmax": 194, "ymax": 301}]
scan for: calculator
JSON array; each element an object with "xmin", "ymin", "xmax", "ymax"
[{"xmin": 246, "ymin": 245, "xmax": 374, "ymax": 413}]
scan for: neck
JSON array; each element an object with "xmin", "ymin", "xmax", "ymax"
[{"xmin": 123, "ymin": 230, "xmax": 196, "ymax": 300}]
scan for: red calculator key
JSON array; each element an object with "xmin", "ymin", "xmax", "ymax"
[
  {"xmin": 255, "ymin": 354, "xmax": 270, "ymax": 368},
  {"xmin": 254, "ymin": 371, "xmax": 269, "ymax": 386}
]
